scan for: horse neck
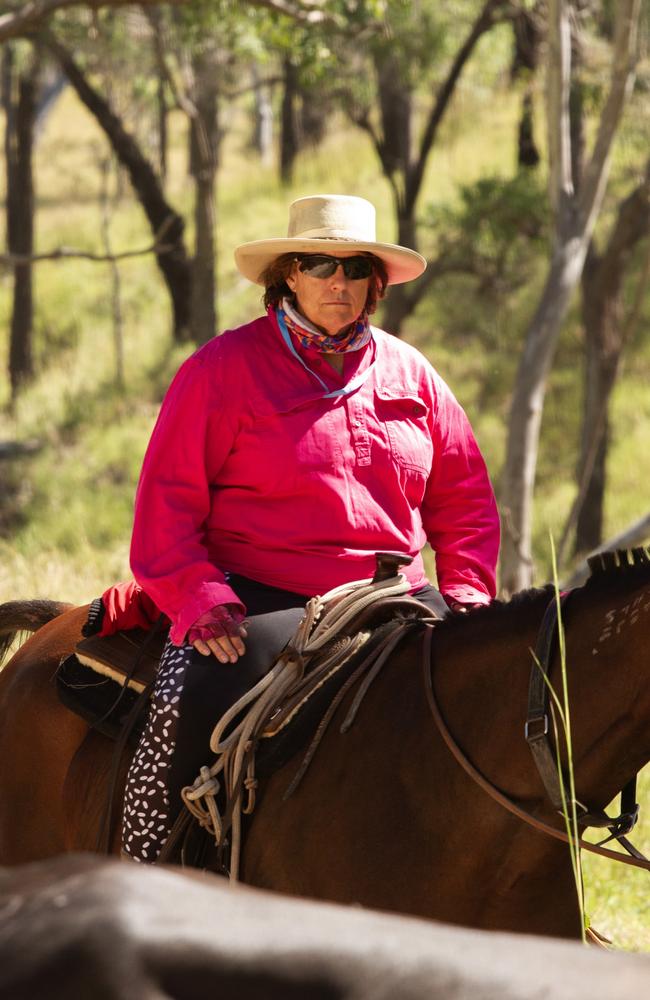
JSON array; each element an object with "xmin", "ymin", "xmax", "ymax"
[
  {"xmin": 428, "ymin": 591, "xmax": 556, "ymax": 800},
  {"xmin": 425, "ymin": 575, "xmax": 649, "ymax": 817},
  {"xmin": 559, "ymin": 568, "xmax": 650, "ymax": 809}
]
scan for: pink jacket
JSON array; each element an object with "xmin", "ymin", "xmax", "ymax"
[{"xmin": 130, "ymin": 311, "xmax": 500, "ymax": 644}]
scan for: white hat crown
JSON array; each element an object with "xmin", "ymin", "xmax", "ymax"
[{"xmin": 287, "ymin": 195, "xmax": 377, "ymax": 242}]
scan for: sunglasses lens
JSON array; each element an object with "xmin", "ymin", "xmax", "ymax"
[
  {"xmin": 343, "ymin": 257, "xmax": 373, "ymax": 279},
  {"xmin": 299, "ymin": 256, "xmax": 338, "ymax": 278},
  {"xmin": 297, "ymin": 255, "xmax": 373, "ymax": 280}
]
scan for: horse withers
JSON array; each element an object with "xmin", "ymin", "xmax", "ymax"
[{"xmin": 0, "ymin": 551, "xmax": 649, "ymax": 939}]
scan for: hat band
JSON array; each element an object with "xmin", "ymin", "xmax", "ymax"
[{"xmin": 290, "ymin": 228, "xmax": 375, "ymax": 241}]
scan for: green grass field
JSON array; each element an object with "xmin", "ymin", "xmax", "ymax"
[{"xmin": 1, "ymin": 72, "xmax": 649, "ymax": 950}]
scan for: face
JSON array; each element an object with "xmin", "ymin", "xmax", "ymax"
[{"xmin": 286, "ymin": 252, "xmax": 371, "ymax": 336}]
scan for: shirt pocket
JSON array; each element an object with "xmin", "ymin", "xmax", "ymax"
[
  {"xmin": 248, "ymin": 395, "xmax": 342, "ymax": 481},
  {"xmin": 374, "ymin": 387, "xmax": 433, "ymax": 477}
]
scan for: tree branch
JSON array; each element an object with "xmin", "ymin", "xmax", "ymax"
[
  {"xmin": 546, "ymin": 0, "xmax": 574, "ymax": 216},
  {"xmin": 245, "ymin": 0, "xmax": 338, "ymax": 26},
  {"xmin": 0, "ymin": 226, "xmax": 176, "ymax": 268},
  {"xmin": 0, "ymin": 0, "xmax": 190, "ymax": 43},
  {"xmin": 0, "ymin": 0, "xmax": 339, "ymax": 44},
  {"xmin": 576, "ymin": 0, "xmax": 641, "ymax": 231},
  {"xmin": 406, "ymin": 0, "xmax": 511, "ymax": 215},
  {"xmin": 562, "ymin": 511, "xmax": 650, "ymax": 589}
]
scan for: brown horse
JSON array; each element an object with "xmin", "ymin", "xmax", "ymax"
[{"xmin": 0, "ymin": 551, "xmax": 649, "ymax": 940}]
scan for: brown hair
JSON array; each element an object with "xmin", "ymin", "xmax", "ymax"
[{"xmin": 261, "ymin": 252, "xmax": 389, "ymax": 315}]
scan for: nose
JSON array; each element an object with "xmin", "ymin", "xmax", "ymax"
[{"xmin": 329, "ymin": 264, "xmax": 349, "ymax": 287}]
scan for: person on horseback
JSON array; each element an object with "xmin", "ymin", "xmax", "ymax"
[{"xmin": 121, "ymin": 194, "xmax": 500, "ymax": 863}]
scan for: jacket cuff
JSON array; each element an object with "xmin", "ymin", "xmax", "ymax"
[
  {"xmin": 441, "ymin": 585, "xmax": 491, "ymax": 605},
  {"xmin": 170, "ymin": 581, "xmax": 247, "ymax": 645}
]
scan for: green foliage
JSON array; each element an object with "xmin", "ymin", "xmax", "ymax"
[{"xmin": 425, "ymin": 171, "xmax": 549, "ymax": 294}]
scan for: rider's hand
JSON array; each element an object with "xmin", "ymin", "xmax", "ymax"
[
  {"xmin": 444, "ymin": 597, "xmax": 484, "ymax": 615},
  {"xmin": 187, "ymin": 604, "xmax": 248, "ymax": 663}
]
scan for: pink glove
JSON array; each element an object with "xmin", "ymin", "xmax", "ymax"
[{"xmin": 187, "ymin": 604, "xmax": 247, "ymax": 644}]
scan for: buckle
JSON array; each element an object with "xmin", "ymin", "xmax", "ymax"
[{"xmin": 525, "ymin": 714, "xmax": 549, "ymax": 742}]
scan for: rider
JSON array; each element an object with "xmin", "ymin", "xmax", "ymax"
[{"xmin": 122, "ymin": 193, "xmax": 500, "ymax": 863}]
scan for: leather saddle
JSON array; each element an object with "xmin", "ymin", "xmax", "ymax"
[{"xmin": 56, "ymin": 554, "xmax": 434, "ymax": 744}]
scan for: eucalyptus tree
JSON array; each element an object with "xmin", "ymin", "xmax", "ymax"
[
  {"xmin": 499, "ymin": 0, "xmax": 642, "ymax": 594},
  {"xmin": 558, "ymin": 2, "xmax": 650, "ymax": 562},
  {"xmin": 41, "ymin": 11, "xmax": 193, "ymax": 341}
]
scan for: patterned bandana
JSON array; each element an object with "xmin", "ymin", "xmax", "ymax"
[{"xmin": 277, "ymin": 297, "xmax": 372, "ymax": 354}]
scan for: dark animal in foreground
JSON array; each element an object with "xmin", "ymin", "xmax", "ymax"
[
  {"xmin": 0, "ymin": 854, "xmax": 649, "ymax": 1000},
  {"xmin": 0, "ymin": 552, "xmax": 649, "ymax": 939}
]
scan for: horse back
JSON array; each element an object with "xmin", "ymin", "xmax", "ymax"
[{"xmin": 0, "ymin": 605, "xmax": 97, "ymax": 863}]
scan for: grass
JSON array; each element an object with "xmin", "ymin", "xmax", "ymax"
[{"xmin": 0, "ymin": 65, "xmax": 649, "ymax": 950}]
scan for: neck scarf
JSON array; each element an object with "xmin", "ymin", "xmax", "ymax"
[{"xmin": 277, "ymin": 297, "xmax": 372, "ymax": 354}]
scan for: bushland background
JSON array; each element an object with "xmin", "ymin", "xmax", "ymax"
[{"xmin": 0, "ymin": 0, "xmax": 648, "ymax": 949}]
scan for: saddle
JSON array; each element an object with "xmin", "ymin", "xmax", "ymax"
[
  {"xmin": 56, "ymin": 625, "xmax": 167, "ymax": 743},
  {"xmin": 56, "ymin": 554, "xmax": 438, "ymax": 868},
  {"xmin": 56, "ymin": 592, "xmax": 433, "ymax": 740}
]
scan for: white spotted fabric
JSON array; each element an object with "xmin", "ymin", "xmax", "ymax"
[{"xmin": 122, "ymin": 640, "xmax": 190, "ymax": 862}]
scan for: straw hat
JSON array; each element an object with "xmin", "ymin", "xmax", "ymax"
[{"xmin": 234, "ymin": 194, "xmax": 426, "ymax": 286}]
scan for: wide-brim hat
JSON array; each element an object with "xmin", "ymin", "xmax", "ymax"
[{"xmin": 235, "ymin": 194, "xmax": 426, "ymax": 286}]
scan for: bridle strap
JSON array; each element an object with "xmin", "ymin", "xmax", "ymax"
[
  {"xmin": 421, "ymin": 626, "xmax": 650, "ymax": 872},
  {"xmin": 526, "ymin": 594, "xmax": 642, "ymax": 850}
]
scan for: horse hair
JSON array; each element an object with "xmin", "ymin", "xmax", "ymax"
[
  {"xmin": 434, "ymin": 584, "xmax": 555, "ymax": 636},
  {"xmin": 584, "ymin": 546, "xmax": 650, "ymax": 593}
]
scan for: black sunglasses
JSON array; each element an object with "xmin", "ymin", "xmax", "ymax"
[{"xmin": 295, "ymin": 254, "xmax": 374, "ymax": 280}]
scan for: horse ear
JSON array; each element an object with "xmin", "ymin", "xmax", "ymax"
[{"xmin": 587, "ymin": 553, "xmax": 607, "ymax": 577}]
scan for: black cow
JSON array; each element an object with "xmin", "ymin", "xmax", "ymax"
[{"xmin": 0, "ymin": 855, "xmax": 647, "ymax": 999}]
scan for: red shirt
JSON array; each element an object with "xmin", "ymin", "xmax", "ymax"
[{"xmin": 130, "ymin": 311, "xmax": 500, "ymax": 643}]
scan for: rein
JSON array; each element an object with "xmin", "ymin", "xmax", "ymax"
[
  {"xmin": 525, "ymin": 594, "xmax": 643, "ymax": 858},
  {"xmin": 422, "ymin": 622, "xmax": 650, "ymax": 873}
]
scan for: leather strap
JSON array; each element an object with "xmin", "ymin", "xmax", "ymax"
[
  {"xmin": 422, "ymin": 626, "xmax": 650, "ymax": 872},
  {"xmin": 525, "ymin": 594, "xmax": 642, "ymax": 850}
]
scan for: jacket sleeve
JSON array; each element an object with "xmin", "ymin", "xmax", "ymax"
[
  {"xmin": 420, "ymin": 373, "xmax": 500, "ymax": 603},
  {"xmin": 130, "ymin": 350, "xmax": 245, "ymax": 644}
]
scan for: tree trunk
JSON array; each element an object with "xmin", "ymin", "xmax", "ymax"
[
  {"xmin": 298, "ymin": 80, "xmax": 327, "ymax": 147},
  {"xmin": 157, "ymin": 68, "xmax": 168, "ymax": 181},
  {"xmin": 574, "ymin": 251, "xmax": 619, "ymax": 554},
  {"xmin": 573, "ymin": 168, "xmax": 650, "ymax": 555},
  {"xmin": 375, "ymin": 51, "xmax": 412, "ymax": 184},
  {"xmin": 251, "ymin": 64, "xmax": 273, "ymax": 166},
  {"xmin": 511, "ymin": 3, "xmax": 541, "ymax": 168},
  {"xmin": 189, "ymin": 49, "xmax": 219, "ymax": 345},
  {"xmin": 45, "ymin": 35, "xmax": 191, "ymax": 341},
  {"xmin": 501, "ymin": 239, "xmax": 586, "ymax": 591},
  {"xmin": 280, "ymin": 56, "xmax": 299, "ymax": 185},
  {"xmin": 4, "ymin": 47, "xmax": 37, "ymax": 397},
  {"xmin": 499, "ymin": 0, "xmax": 640, "ymax": 594}
]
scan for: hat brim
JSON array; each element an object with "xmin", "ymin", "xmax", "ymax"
[{"xmin": 234, "ymin": 238, "xmax": 426, "ymax": 286}]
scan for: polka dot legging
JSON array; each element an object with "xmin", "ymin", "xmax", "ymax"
[{"xmin": 122, "ymin": 640, "xmax": 191, "ymax": 863}]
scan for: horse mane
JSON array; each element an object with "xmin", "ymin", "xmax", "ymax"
[
  {"xmin": 434, "ymin": 583, "xmax": 555, "ymax": 636},
  {"xmin": 436, "ymin": 546, "xmax": 650, "ymax": 635},
  {"xmin": 584, "ymin": 546, "xmax": 650, "ymax": 592}
]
